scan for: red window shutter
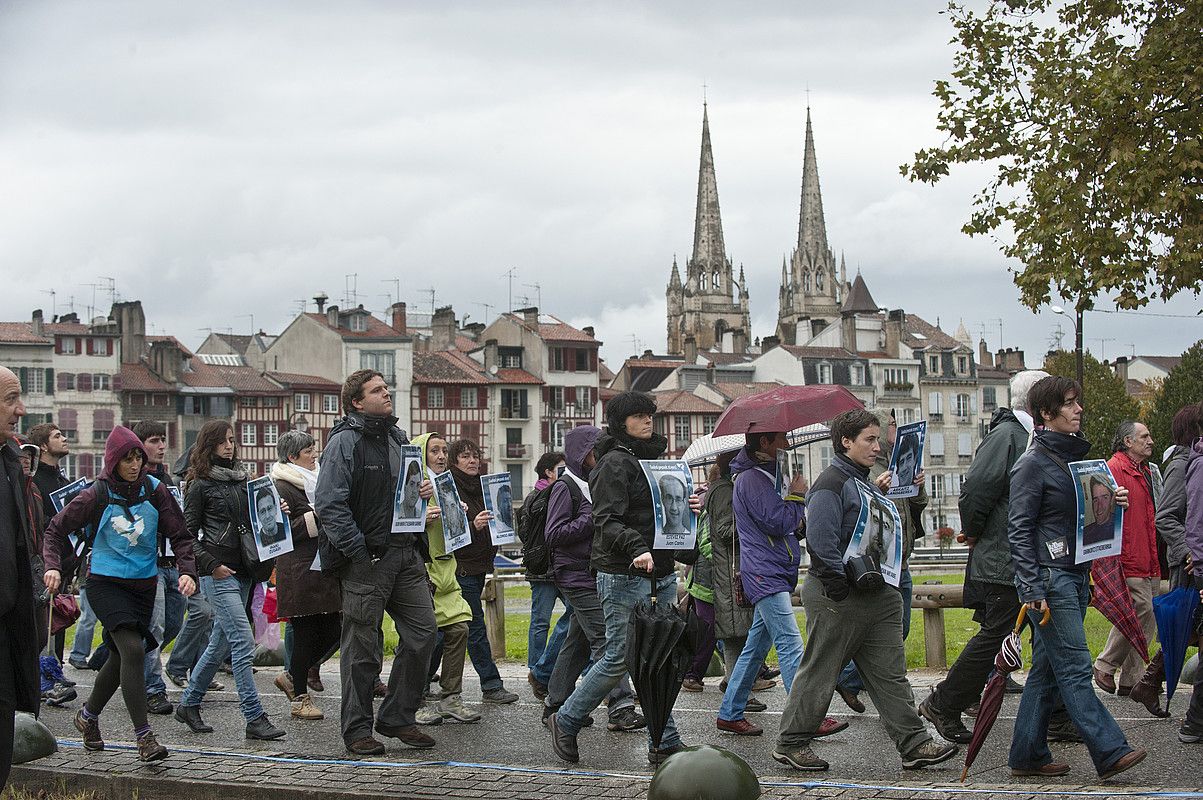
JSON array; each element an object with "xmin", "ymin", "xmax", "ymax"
[
  {"xmin": 86, "ymin": 338, "xmax": 94, "ymax": 355},
  {"xmin": 75, "ymin": 338, "xmax": 83, "ymax": 353},
  {"xmin": 77, "ymin": 374, "xmax": 93, "ymax": 392},
  {"xmin": 565, "ymin": 387, "xmax": 577, "ymax": 404},
  {"xmin": 111, "ymin": 374, "xmax": 122, "ymax": 391},
  {"xmin": 79, "ymin": 453, "xmax": 94, "ymax": 477},
  {"xmin": 590, "ymin": 350, "xmax": 598, "ymax": 370},
  {"xmin": 57, "ymin": 373, "xmax": 69, "ymax": 391},
  {"xmin": 106, "ymin": 340, "xmax": 113, "ymax": 356},
  {"xmin": 55, "ymin": 338, "xmax": 63, "ymax": 355}
]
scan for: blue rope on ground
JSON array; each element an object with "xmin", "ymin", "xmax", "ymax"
[{"xmin": 54, "ymin": 739, "xmax": 1203, "ymax": 798}]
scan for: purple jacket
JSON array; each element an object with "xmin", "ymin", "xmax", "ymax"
[
  {"xmin": 545, "ymin": 425, "xmax": 599, "ymax": 591},
  {"xmin": 732, "ymin": 447, "xmax": 806, "ymax": 605},
  {"xmin": 1183, "ymin": 439, "xmax": 1203, "ymax": 568}
]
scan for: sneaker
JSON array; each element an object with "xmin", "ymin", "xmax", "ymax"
[
  {"xmin": 918, "ymin": 695, "xmax": 972, "ymax": 744},
  {"xmin": 648, "ymin": 742, "xmax": 686, "ymax": 765},
  {"xmin": 548, "ymin": 713, "xmax": 579, "ymax": 763},
  {"xmin": 606, "ymin": 706, "xmax": 646, "ymax": 732},
  {"xmin": 146, "ymin": 692, "xmax": 173, "ymax": 715},
  {"xmin": 174, "ymin": 704, "xmax": 213, "ymax": 733},
  {"xmin": 814, "ymin": 716, "xmax": 848, "ymax": 738},
  {"xmin": 720, "ymin": 677, "xmax": 776, "ymax": 693},
  {"xmin": 415, "ymin": 705, "xmax": 445, "ymax": 726},
  {"xmin": 773, "ymin": 744, "xmax": 828, "ymax": 771},
  {"xmin": 137, "ymin": 730, "xmax": 169, "ymax": 762},
  {"xmin": 347, "ymin": 736, "xmax": 386, "ymax": 756},
  {"xmin": 219, "ymin": 661, "xmax": 234, "ymax": 675},
  {"xmin": 481, "ymin": 687, "xmax": 519, "ymax": 704},
  {"xmin": 682, "ymin": 676, "xmax": 705, "ymax": 692},
  {"xmin": 527, "ymin": 672, "xmax": 548, "ymax": 700},
  {"xmin": 274, "ymin": 672, "xmax": 295, "ymax": 700},
  {"xmin": 760, "ymin": 665, "xmax": 781, "ymax": 680},
  {"xmin": 901, "ymin": 739, "xmax": 959, "ymax": 770},
  {"xmin": 745, "ymin": 696, "xmax": 767, "ymax": 713},
  {"xmin": 245, "ymin": 714, "xmax": 286, "ymax": 741},
  {"xmin": 375, "ymin": 722, "xmax": 436, "ymax": 749},
  {"xmin": 1099, "ymin": 748, "xmax": 1146, "ymax": 780},
  {"xmin": 208, "ymin": 679, "xmax": 225, "ymax": 691},
  {"xmin": 438, "ymin": 694, "xmax": 482, "ymax": 723},
  {"xmin": 835, "ymin": 684, "xmax": 866, "ymax": 714},
  {"xmin": 1180, "ymin": 721, "xmax": 1203, "ymax": 744},
  {"xmin": 166, "ymin": 672, "xmax": 188, "ymax": 689},
  {"xmin": 74, "ymin": 709, "xmax": 103, "ymax": 751},
  {"xmin": 307, "ymin": 666, "xmax": 325, "ymax": 693},
  {"xmin": 290, "ymin": 693, "xmax": 323, "ymax": 720},
  {"xmin": 44, "ymin": 684, "xmax": 77, "ymax": 707}
]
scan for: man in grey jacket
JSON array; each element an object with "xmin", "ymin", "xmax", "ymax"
[{"xmin": 315, "ymin": 369, "xmax": 437, "ymax": 756}]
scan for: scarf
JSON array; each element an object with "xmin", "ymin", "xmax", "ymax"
[
  {"xmin": 450, "ymin": 465, "xmax": 485, "ymax": 517},
  {"xmin": 207, "ymin": 462, "xmax": 249, "ymax": 483},
  {"xmin": 607, "ymin": 427, "xmax": 668, "ymax": 460},
  {"xmin": 276, "ymin": 462, "xmax": 319, "ymax": 506}
]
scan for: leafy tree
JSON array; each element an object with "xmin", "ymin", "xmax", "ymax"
[
  {"xmin": 1043, "ymin": 350, "xmax": 1139, "ymax": 458},
  {"xmin": 904, "ymin": 0, "xmax": 1203, "ymax": 314},
  {"xmin": 1145, "ymin": 340, "xmax": 1203, "ymax": 452}
]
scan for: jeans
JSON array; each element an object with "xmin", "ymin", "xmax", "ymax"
[
  {"xmin": 456, "ymin": 573, "xmax": 503, "ymax": 692},
  {"xmin": 545, "ymin": 584, "xmax": 635, "ymax": 717},
  {"xmin": 837, "ymin": 569, "xmax": 912, "ymax": 694},
  {"xmin": 558, "ymin": 572, "xmax": 680, "ymax": 750},
  {"xmin": 528, "ymin": 581, "xmax": 571, "ymax": 686},
  {"xmin": 1009, "ymin": 568, "xmax": 1133, "ymax": 774},
  {"xmin": 181, "ymin": 574, "xmax": 264, "ymax": 723},
  {"xmin": 719, "ymin": 591, "xmax": 804, "ymax": 722},
  {"xmin": 68, "ymin": 586, "xmax": 98, "ymax": 663},
  {"xmin": 166, "ymin": 590, "xmax": 214, "ymax": 679},
  {"xmin": 143, "ymin": 566, "xmax": 184, "ymax": 696}
]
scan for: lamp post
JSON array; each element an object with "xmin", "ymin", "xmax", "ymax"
[
  {"xmin": 288, "ymin": 412, "xmax": 309, "ymax": 434},
  {"xmin": 1050, "ymin": 305, "xmax": 1084, "ymax": 389}
]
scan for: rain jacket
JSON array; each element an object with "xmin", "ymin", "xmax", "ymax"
[
  {"xmin": 732, "ymin": 447, "xmax": 806, "ymax": 605},
  {"xmin": 1183, "ymin": 440, "xmax": 1203, "ymax": 569},
  {"xmin": 804, "ymin": 453, "xmax": 874, "ymax": 602},
  {"xmin": 411, "ymin": 433, "xmax": 471, "ymax": 629},
  {"xmin": 1107, "ymin": 450, "xmax": 1159, "ymax": 578},
  {"xmin": 545, "ymin": 425, "xmax": 597, "ymax": 592},
  {"xmin": 960, "ymin": 408, "xmax": 1030, "ymax": 588},
  {"xmin": 706, "ymin": 475, "xmax": 751, "ymax": 639},
  {"xmin": 1155, "ymin": 444, "xmax": 1192, "ymax": 571},
  {"xmin": 1, "ymin": 441, "xmax": 39, "ymax": 714}
]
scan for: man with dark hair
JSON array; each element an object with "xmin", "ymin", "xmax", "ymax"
[
  {"xmin": 774, "ymin": 409, "xmax": 957, "ymax": 772},
  {"xmin": 316, "ymin": 369, "xmax": 438, "ymax": 756},
  {"xmin": 255, "ymin": 488, "xmax": 284, "ymax": 546},
  {"xmin": 1081, "ymin": 476, "xmax": 1116, "ymax": 546}
]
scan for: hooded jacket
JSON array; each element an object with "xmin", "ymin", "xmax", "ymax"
[
  {"xmin": 1007, "ymin": 429, "xmax": 1093, "ymax": 602},
  {"xmin": 1107, "ymin": 449, "xmax": 1159, "ymax": 578},
  {"xmin": 731, "ymin": 447, "xmax": 806, "ymax": 605},
  {"xmin": 1183, "ymin": 439, "xmax": 1203, "ymax": 569},
  {"xmin": 960, "ymin": 407, "xmax": 1030, "ymax": 588},
  {"xmin": 1, "ymin": 440, "xmax": 40, "ymax": 714},
  {"xmin": 705, "ymin": 474, "xmax": 752, "ymax": 639},
  {"xmin": 412, "ymin": 433, "xmax": 472, "ymax": 629},
  {"xmin": 1155, "ymin": 444, "xmax": 1192, "ymax": 570},
  {"xmin": 545, "ymin": 425, "xmax": 598, "ymax": 591},
  {"xmin": 804, "ymin": 453, "xmax": 874, "ymax": 601}
]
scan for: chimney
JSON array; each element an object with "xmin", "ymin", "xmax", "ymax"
[
  {"xmin": 684, "ymin": 336, "xmax": 697, "ymax": 363},
  {"xmin": 326, "ymin": 304, "xmax": 339, "ymax": 328},
  {"xmin": 31, "ymin": 309, "xmax": 44, "ymax": 338},
  {"xmin": 432, "ymin": 306, "xmax": 457, "ymax": 351},
  {"xmin": 519, "ymin": 306, "xmax": 539, "ymax": 328},
  {"xmin": 761, "ymin": 335, "xmax": 780, "ymax": 353},
  {"xmin": 884, "ymin": 309, "xmax": 905, "ymax": 357},
  {"xmin": 642, "ymin": 349, "xmax": 654, "ymax": 359},
  {"xmin": 313, "ymin": 292, "xmax": 328, "ymax": 313},
  {"xmin": 978, "ymin": 339, "xmax": 993, "ymax": 368},
  {"xmin": 111, "ymin": 300, "xmax": 146, "ymax": 365},
  {"xmin": 462, "ymin": 322, "xmax": 485, "ymax": 341},
  {"xmin": 995, "ymin": 348, "xmax": 1027, "ymax": 373},
  {"xmin": 149, "ymin": 339, "xmax": 181, "ymax": 384},
  {"xmin": 483, "ymin": 339, "xmax": 499, "ymax": 373},
  {"xmin": 1113, "ymin": 356, "xmax": 1129, "ymax": 383},
  {"xmin": 390, "ymin": 301, "xmax": 407, "ymax": 335},
  {"xmin": 731, "ymin": 329, "xmax": 747, "ymax": 355},
  {"xmin": 582, "ymin": 326, "xmax": 595, "ymax": 339}
]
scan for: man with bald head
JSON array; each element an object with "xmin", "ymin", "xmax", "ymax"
[{"xmin": 0, "ymin": 366, "xmax": 41, "ymax": 790}]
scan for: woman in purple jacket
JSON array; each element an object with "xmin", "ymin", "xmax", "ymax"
[
  {"xmin": 541, "ymin": 425, "xmax": 643, "ymax": 733},
  {"xmin": 1180, "ymin": 413, "xmax": 1203, "ymax": 745}
]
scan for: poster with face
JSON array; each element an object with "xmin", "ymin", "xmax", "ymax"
[
  {"xmin": 434, "ymin": 470, "xmax": 472, "ymax": 552},
  {"xmin": 1071, "ymin": 460, "xmax": 1124, "ymax": 564},
  {"xmin": 775, "ymin": 449, "xmax": 790, "ymax": 499},
  {"xmin": 480, "ymin": 473, "xmax": 516, "ymax": 545},
  {"xmin": 50, "ymin": 477, "xmax": 91, "ymax": 557},
  {"xmin": 247, "ymin": 475, "xmax": 293, "ymax": 561},
  {"xmin": 163, "ymin": 486, "xmax": 185, "ymax": 557},
  {"xmin": 887, "ymin": 420, "xmax": 926, "ymax": 499},
  {"xmin": 843, "ymin": 480, "xmax": 904, "ymax": 587},
  {"xmin": 391, "ymin": 445, "xmax": 427, "ymax": 533},
  {"xmin": 640, "ymin": 459, "xmax": 696, "ymax": 550}
]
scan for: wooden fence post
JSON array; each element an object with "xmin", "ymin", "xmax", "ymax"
[
  {"xmin": 923, "ymin": 607, "xmax": 947, "ymax": 669},
  {"xmin": 483, "ymin": 576, "xmax": 506, "ymax": 660}
]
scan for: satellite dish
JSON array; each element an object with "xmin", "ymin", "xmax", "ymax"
[{"xmin": 489, "ymin": 365, "xmax": 499, "ymax": 375}]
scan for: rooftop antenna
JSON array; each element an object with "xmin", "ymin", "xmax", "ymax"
[
  {"xmin": 422, "ymin": 288, "xmax": 436, "ymax": 316},
  {"xmin": 1125, "ymin": 343, "xmax": 1137, "ymax": 358},
  {"xmin": 523, "ymin": 282, "xmax": 542, "ymax": 309},
  {"xmin": 502, "ymin": 267, "xmax": 518, "ymax": 312},
  {"xmin": 630, "ymin": 333, "xmax": 642, "ymax": 355},
  {"xmin": 474, "ymin": 301, "xmax": 494, "ymax": 324},
  {"xmin": 1091, "ymin": 337, "xmax": 1116, "ymax": 360},
  {"xmin": 293, "ymin": 299, "xmax": 307, "ymax": 315},
  {"xmin": 236, "ymin": 314, "xmax": 254, "ymax": 334},
  {"xmin": 382, "ymin": 278, "xmax": 401, "ymax": 307},
  {"xmin": 41, "ymin": 289, "xmax": 56, "ymax": 320},
  {"xmin": 991, "ymin": 317, "xmax": 1004, "ymax": 349},
  {"xmin": 98, "ymin": 276, "xmax": 117, "ymax": 308},
  {"xmin": 343, "ymin": 273, "xmax": 359, "ymax": 307},
  {"xmin": 1047, "ymin": 323, "xmax": 1065, "ymax": 351},
  {"xmin": 83, "ymin": 282, "xmax": 100, "ymax": 321}
]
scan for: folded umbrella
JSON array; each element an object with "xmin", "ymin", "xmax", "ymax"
[
  {"xmin": 625, "ymin": 575, "xmax": 696, "ymax": 749},
  {"xmin": 40, "ymin": 597, "xmax": 67, "ymax": 694},
  {"xmin": 1153, "ymin": 586, "xmax": 1201, "ymax": 704},
  {"xmin": 1089, "ymin": 556, "xmax": 1149, "ymax": 665},
  {"xmin": 682, "ymin": 425, "xmax": 830, "ymax": 467},
  {"xmin": 711, "ymin": 385, "xmax": 862, "ymax": 438}
]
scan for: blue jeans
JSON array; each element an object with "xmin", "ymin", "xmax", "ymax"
[
  {"xmin": 1009, "ymin": 568, "xmax": 1133, "ymax": 774},
  {"xmin": 838, "ymin": 569, "xmax": 912, "ymax": 694},
  {"xmin": 143, "ymin": 566, "xmax": 184, "ymax": 696},
  {"xmin": 181, "ymin": 575, "xmax": 264, "ymax": 723},
  {"xmin": 528, "ymin": 581, "xmax": 571, "ymax": 685},
  {"xmin": 559, "ymin": 572, "xmax": 681, "ymax": 750},
  {"xmin": 68, "ymin": 586, "xmax": 98, "ymax": 663},
  {"xmin": 719, "ymin": 591, "xmax": 804, "ymax": 722},
  {"xmin": 456, "ymin": 573, "xmax": 503, "ymax": 691},
  {"xmin": 166, "ymin": 590, "xmax": 214, "ymax": 679}
]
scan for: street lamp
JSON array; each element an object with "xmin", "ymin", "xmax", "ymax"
[
  {"xmin": 1050, "ymin": 305, "xmax": 1084, "ymax": 390},
  {"xmin": 288, "ymin": 413, "xmax": 309, "ymax": 434}
]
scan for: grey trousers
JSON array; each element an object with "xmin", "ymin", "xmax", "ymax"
[
  {"xmin": 721, "ymin": 635, "xmax": 747, "ymax": 680},
  {"xmin": 339, "ymin": 542, "xmax": 437, "ymax": 744},
  {"xmin": 545, "ymin": 584, "xmax": 635, "ymax": 718},
  {"xmin": 777, "ymin": 576, "xmax": 928, "ymax": 756}
]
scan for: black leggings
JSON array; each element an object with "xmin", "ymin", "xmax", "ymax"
[
  {"xmin": 289, "ymin": 613, "xmax": 341, "ymax": 693},
  {"xmin": 86, "ymin": 627, "xmax": 148, "ymax": 729}
]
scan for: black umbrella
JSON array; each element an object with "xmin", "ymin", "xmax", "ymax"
[{"xmin": 625, "ymin": 574, "xmax": 698, "ymax": 748}]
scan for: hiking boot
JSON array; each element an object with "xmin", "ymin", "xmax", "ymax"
[
  {"xmin": 720, "ymin": 677, "xmax": 776, "ymax": 693},
  {"xmin": 415, "ymin": 704, "xmax": 445, "ymax": 726},
  {"xmin": 1012, "ymin": 761, "xmax": 1070, "ymax": 777},
  {"xmin": 274, "ymin": 672, "xmax": 295, "ymax": 700},
  {"xmin": 1179, "ymin": 721, "xmax": 1203, "ymax": 743},
  {"xmin": 290, "ymin": 693, "xmax": 323, "ymax": 720},
  {"xmin": 682, "ymin": 676, "xmax": 705, "ymax": 692},
  {"xmin": 375, "ymin": 722, "xmax": 436, "ymax": 748},
  {"xmin": 347, "ymin": 737, "xmax": 386, "ymax": 756},
  {"xmin": 307, "ymin": 666, "xmax": 325, "ymax": 693},
  {"xmin": 246, "ymin": 714, "xmax": 286, "ymax": 740},
  {"xmin": 174, "ymin": 704, "xmax": 213, "ymax": 733},
  {"xmin": 773, "ymin": 744, "xmax": 828, "ymax": 771},
  {"xmin": 146, "ymin": 692, "xmax": 173, "ymax": 716},
  {"xmin": 1047, "ymin": 718, "xmax": 1084, "ymax": 742},
  {"xmin": 919, "ymin": 695, "xmax": 972, "ymax": 744},
  {"xmin": 548, "ymin": 713, "xmax": 579, "ymax": 763},
  {"xmin": 44, "ymin": 683, "xmax": 77, "ymax": 707},
  {"xmin": 835, "ymin": 684, "xmax": 865, "ymax": 714},
  {"xmin": 438, "ymin": 694, "xmax": 482, "ymax": 723},
  {"xmin": 605, "ymin": 705, "xmax": 645, "ymax": 731},
  {"xmin": 527, "ymin": 672, "xmax": 548, "ymax": 700},
  {"xmin": 165, "ymin": 672, "xmax": 188, "ymax": 689},
  {"xmin": 745, "ymin": 696, "xmax": 767, "ymax": 713},
  {"xmin": 717, "ymin": 717, "xmax": 762, "ymax": 736},
  {"xmin": 74, "ymin": 709, "xmax": 103, "ymax": 751},
  {"xmin": 901, "ymin": 739, "xmax": 959, "ymax": 769},
  {"xmin": 648, "ymin": 742, "xmax": 687, "ymax": 765},
  {"xmin": 1099, "ymin": 748, "xmax": 1146, "ymax": 780},
  {"xmin": 814, "ymin": 717, "xmax": 848, "ymax": 738},
  {"xmin": 137, "ymin": 730, "xmax": 169, "ymax": 762},
  {"xmin": 481, "ymin": 687, "xmax": 519, "ymax": 704},
  {"xmin": 373, "ymin": 679, "xmax": 387, "ymax": 698}
]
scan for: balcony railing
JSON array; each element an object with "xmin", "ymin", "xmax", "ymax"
[
  {"xmin": 499, "ymin": 443, "xmax": 529, "ymax": 460},
  {"xmin": 500, "ymin": 406, "xmax": 530, "ymax": 421},
  {"xmin": 547, "ymin": 402, "xmax": 593, "ymax": 418}
]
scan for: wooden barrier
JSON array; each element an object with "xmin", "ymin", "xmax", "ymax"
[{"xmin": 911, "ymin": 582, "xmax": 965, "ymax": 669}]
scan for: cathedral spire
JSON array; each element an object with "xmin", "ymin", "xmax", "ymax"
[
  {"xmin": 691, "ymin": 103, "xmax": 727, "ymax": 281},
  {"xmin": 796, "ymin": 106, "xmax": 829, "ymax": 260},
  {"xmin": 669, "ymin": 255, "xmax": 681, "ymax": 288}
]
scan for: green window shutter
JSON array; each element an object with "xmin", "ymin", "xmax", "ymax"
[
  {"xmin": 18, "ymin": 367, "xmax": 27, "ymax": 392},
  {"xmin": 45, "ymin": 368, "xmax": 54, "ymax": 395}
]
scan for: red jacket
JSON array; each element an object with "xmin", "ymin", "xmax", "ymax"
[{"xmin": 1106, "ymin": 451, "xmax": 1158, "ymax": 578}]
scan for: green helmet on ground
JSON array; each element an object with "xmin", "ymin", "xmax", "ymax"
[{"xmin": 648, "ymin": 744, "xmax": 760, "ymax": 800}]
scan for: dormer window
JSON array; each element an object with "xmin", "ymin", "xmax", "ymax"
[
  {"xmin": 928, "ymin": 355, "xmax": 940, "ymax": 373},
  {"xmin": 817, "ymin": 362, "xmax": 832, "ymax": 384},
  {"xmin": 957, "ymin": 355, "xmax": 968, "ymax": 374},
  {"xmin": 349, "ymin": 314, "xmax": 368, "ymax": 333}
]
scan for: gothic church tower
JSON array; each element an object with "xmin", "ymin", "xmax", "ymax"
[{"xmin": 666, "ymin": 104, "xmax": 751, "ymax": 355}]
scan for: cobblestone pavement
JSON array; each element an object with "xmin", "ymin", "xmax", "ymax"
[{"xmin": 12, "ymin": 660, "xmax": 1202, "ymax": 799}]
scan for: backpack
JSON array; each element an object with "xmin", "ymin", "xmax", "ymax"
[{"xmin": 518, "ymin": 474, "xmax": 583, "ymax": 576}]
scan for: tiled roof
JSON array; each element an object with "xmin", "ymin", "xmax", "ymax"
[
  {"xmin": 214, "ymin": 333, "xmax": 254, "ymax": 352},
  {"xmin": 414, "ymin": 352, "xmax": 490, "ymax": 385},
  {"xmin": 181, "ymin": 361, "xmax": 280, "ymax": 393},
  {"xmin": 266, "ymin": 371, "xmax": 341, "ymax": 389},
  {"xmin": 0, "ymin": 323, "xmax": 51, "ymax": 344},
  {"xmin": 651, "ymin": 390, "xmax": 725, "ymax": 414},
  {"xmin": 454, "ymin": 335, "xmax": 479, "ymax": 352},
  {"xmin": 598, "ymin": 361, "xmax": 616, "ymax": 382},
  {"xmin": 710, "ymin": 381, "xmax": 785, "ymax": 402},
  {"xmin": 901, "ymin": 315, "xmax": 963, "ymax": 351},
  {"xmin": 495, "ymin": 368, "xmax": 543, "ymax": 385},
  {"xmin": 503, "ymin": 313, "xmax": 598, "ymax": 343},
  {"xmin": 623, "ymin": 357, "xmax": 686, "ymax": 369},
  {"xmin": 148, "ymin": 335, "xmax": 195, "ymax": 358},
  {"xmin": 304, "ymin": 311, "xmax": 407, "ymax": 341},
  {"xmin": 46, "ymin": 322, "xmax": 95, "ymax": 336},
  {"xmin": 779, "ymin": 345, "xmax": 862, "ymax": 360},
  {"xmin": 1136, "ymin": 355, "xmax": 1181, "ymax": 373},
  {"xmin": 699, "ymin": 351, "xmax": 756, "ymax": 366},
  {"xmin": 1126, "ymin": 378, "xmax": 1153, "ymax": 396},
  {"xmin": 118, "ymin": 363, "xmax": 173, "ymax": 393},
  {"xmin": 841, "ymin": 274, "xmax": 878, "ymax": 314},
  {"xmin": 977, "ymin": 366, "xmax": 1011, "ymax": 380}
]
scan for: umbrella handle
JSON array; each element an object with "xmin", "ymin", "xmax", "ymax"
[
  {"xmin": 45, "ymin": 590, "xmax": 55, "ymax": 658},
  {"xmin": 1014, "ymin": 604, "xmax": 1051, "ymax": 633},
  {"xmin": 649, "ymin": 572, "xmax": 657, "ymax": 605}
]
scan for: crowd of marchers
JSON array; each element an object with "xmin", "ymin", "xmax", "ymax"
[{"xmin": 1, "ymin": 361, "xmax": 1202, "ymax": 791}]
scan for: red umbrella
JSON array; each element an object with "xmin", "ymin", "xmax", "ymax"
[
  {"xmin": 961, "ymin": 604, "xmax": 1050, "ymax": 783},
  {"xmin": 1090, "ymin": 556, "xmax": 1150, "ymax": 665},
  {"xmin": 711, "ymin": 385, "xmax": 863, "ymax": 437}
]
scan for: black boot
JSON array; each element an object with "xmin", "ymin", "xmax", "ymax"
[
  {"xmin": 174, "ymin": 704, "xmax": 213, "ymax": 733},
  {"xmin": 1129, "ymin": 651, "xmax": 1170, "ymax": 718}
]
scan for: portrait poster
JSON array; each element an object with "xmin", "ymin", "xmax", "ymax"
[
  {"xmin": 164, "ymin": 486, "xmax": 185, "ymax": 557},
  {"xmin": 246, "ymin": 475, "xmax": 293, "ymax": 561},
  {"xmin": 775, "ymin": 449, "xmax": 789, "ymax": 499},
  {"xmin": 887, "ymin": 420, "xmax": 926, "ymax": 499},
  {"xmin": 843, "ymin": 481, "xmax": 904, "ymax": 587},
  {"xmin": 434, "ymin": 470, "xmax": 472, "ymax": 553},
  {"xmin": 1148, "ymin": 462, "xmax": 1164, "ymax": 508},
  {"xmin": 639, "ymin": 459, "xmax": 696, "ymax": 550},
  {"xmin": 1070, "ymin": 459, "xmax": 1123, "ymax": 564},
  {"xmin": 480, "ymin": 472, "xmax": 516, "ymax": 545},
  {"xmin": 50, "ymin": 477, "xmax": 91, "ymax": 556},
  {"xmin": 391, "ymin": 444, "xmax": 427, "ymax": 533}
]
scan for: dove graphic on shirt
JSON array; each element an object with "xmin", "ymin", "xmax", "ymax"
[{"xmin": 110, "ymin": 513, "xmax": 146, "ymax": 548}]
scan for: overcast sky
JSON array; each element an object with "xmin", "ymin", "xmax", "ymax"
[{"xmin": 2, "ymin": 1, "xmax": 1199, "ymax": 369}]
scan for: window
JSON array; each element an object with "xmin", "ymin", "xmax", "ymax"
[
  {"xmin": 58, "ymin": 373, "xmax": 75, "ymax": 391},
  {"xmin": 575, "ymin": 349, "xmax": 588, "ymax": 371},
  {"xmin": 93, "ymin": 374, "xmax": 110, "ymax": 391},
  {"xmin": 211, "ymin": 397, "xmax": 232, "ymax": 417},
  {"xmin": 77, "ymin": 373, "xmax": 92, "ymax": 393},
  {"xmin": 576, "ymin": 386, "xmax": 592, "ymax": 413},
  {"xmin": 130, "ymin": 392, "xmax": 147, "ymax": 406},
  {"xmin": 930, "ymin": 473, "xmax": 944, "ymax": 501},
  {"xmin": 957, "ymin": 355, "xmax": 968, "ymax": 374},
  {"xmin": 261, "ymin": 396, "xmax": 281, "ymax": 408},
  {"xmin": 92, "ymin": 409, "xmax": 114, "ymax": 443},
  {"xmin": 360, "ymin": 351, "xmax": 395, "ymax": 384},
  {"xmin": 21, "ymin": 369, "xmax": 45, "ymax": 395},
  {"xmin": 427, "ymin": 387, "xmax": 445, "ymax": 408},
  {"xmin": 884, "ymin": 367, "xmax": 910, "ymax": 387},
  {"xmin": 294, "ymin": 393, "xmax": 311, "ymax": 412},
  {"xmin": 457, "ymin": 387, "xmax": 476, "ymax": 409},
  {"xmin": 982, "ymin": 386, "xmax": 997, "ymax": 412},
  {"xmin": 817, "ymin": 363, "xmax": 832, "ymax": 384},
  {"xmin": 264, "ymin": 424, "xmax": 279, "ymax": 447},
  {"xmin": 240, "ymin": 397, "xmax": 258, "ymax": 408},
  {"xmin": 322, "ymin": 394, "xmax": 339, "ymax": 413},
  {"xmin": 60, "ymin": 338, "xmax": 76, "ymax": 355},
  {"xmin": 58, "ymin": 409, "xmax": 78, "ymax": 443},
  {"xmin": 819, "ymin": 445, "xmax": 834, "ymax": 471},
  {"xmin": 955, "ymin": 393, "xmax": 971, "ymax": 418},
  {"xmin": 549, "ymin": 386, "xmax": 564, "ymax": 411},
  {"xmin": 500, "ymin": 389, "xmax": 528, "ymax": 419},
  {"xmin": 551, "ymin": 421, "xmax": 567, "ymax": 449},
  {"xmin": 928, "ymin": 355, "xmax": 940, "ymax": 373},
  {"xmin": 349, "ymin": 314, "xmax": 368, "ymax": 332},
  {"xmin": 850, "ymin": 364, "xmax": 865, "ymax": 385},
  {"xmin": 153, "ymin": 393, "xmax": 170, "ymax": 406},
  {"xmin": 902, "ymin": 408, "xmax": 916, "ymax": 424},
  {"xmin": 240, "ymin": 424, "xmax": 257, "ymax": 446},
  {"xmin": 928, "ymin": 391, "xmax": 943, "ymax": 416},
  {"xmin": 945, "ymin": 473, "xmax": 958, "ymax": 496},
  {"xmin": 928, "ymin": 432, "xmax": 945, "ymax": 456},
  {"xmin": 958, "ymin": 433, "xmax": 973, "ymax": 457},
  {"xmin": 674, "ymin": 416, "xmax": 691, "ymax": 449},
  {"xmin": 499, "ymin": 347, "xmax": 523, "ymax": 369}
]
